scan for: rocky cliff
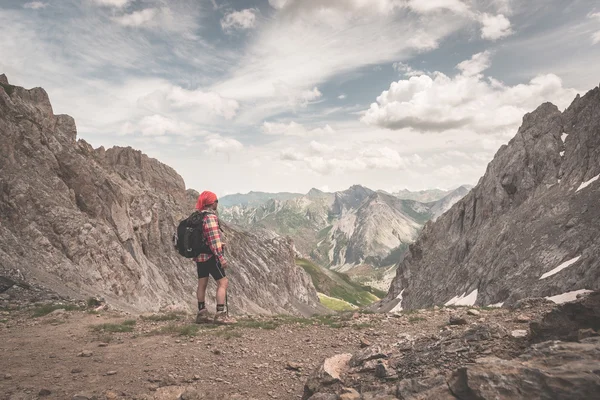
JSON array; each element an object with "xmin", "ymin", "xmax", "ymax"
[
  {"xmin": 378, "ymin": 86, "xmax": 600, "ymax": 311},
  {"xmin": 0, "ymin": 74, "xmax": 324, "ymax": 315}
]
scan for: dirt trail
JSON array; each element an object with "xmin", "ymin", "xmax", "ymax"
[{"xmin": 0, "ymin": 303, "xmax": 545, "ymax": 400}]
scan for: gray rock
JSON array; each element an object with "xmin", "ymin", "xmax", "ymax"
[
  {"xmin": 375, "ymin": 362, "xmax": 398, "ymax": 380},
  {"xmin": 511, "ymin": 330, "xmax": 528, "ymax": 338},
  {"xmin": 448, "ymin": 315, "xmax": 467, "ymax": 326},
  {"xmin": 303, "ymin": 354, "xmax": 352, "ymax": 400},
  {"xmin": 448, "ymin": 338, "xmax": 600, "ymax": 399},
  {"xmin": 530, "ymin": 291, "xmax": 600, "ymax": 342},
  {"xmin": 378, "ymin": 87, "xmax": 600, "ymax": 311},
  {"xmin": 350, "ymin": 347, "xmax": 389, "ymax": 367},
  {"xmin": 0, "ymin": 76, "xmax": 325, "ymax": 316},
  {"xmin": 338, "ymin": 387, "xmax": 360, "ymax": 400}
]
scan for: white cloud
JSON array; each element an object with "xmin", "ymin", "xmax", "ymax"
[
  {"xmin": 114, "ymin": 9, "xmax": 158, "ymax": 27},
  {"xmin": 121, "ymin": 114, "xmax": 197, "ymax": 137},
  {"xmin": 456, "ymin": 51, "xmax": 491, "ymax": 76},
  {"xmin": 263, "ymin": 121, "xmax": 334, "ymax": 137},
  {"xmin": 283, "ymin": 143, "xmax": 424, "ymax": 174},
  {"xmin": 211, "ymin": 0, "xmax": 469, "ymax": 122},
  {"xmin": 393, "ymin": 61, "xmax": 426, "ymax": 77},
  {"xmin": 138, "ymin": 85, "xmax": 240, "ymax": 120},
  {"xmin": 204, "ymin": 134, "xmax": 243, "ymax": 153},
  {"xmin": 362, "ymin": 52, "xmax": 577, "ymax": 134},
  {"xmin": 23, "ymin": 2, "xmax": 48, "ymax": 9},
  {"xmin": 309, "ymin": 140, "xmax": 336, "ymax": 154},
  {"xmin": 338, "ymin": 94, "xmax": 346, "ymax": 100},
  {"xmin": 588, "ymin": 12, "xmax": 600, "ymax": 44},
  {"xmin": 221, "ymin": 9, "xmax": 258, "ymax": 32},
  {"xmin": 480, "ymin": 13, "xmax": 513, "ymax": 40},
  {"xmin": 91, "ymin": 0, "xmax": 130, "ymax": 8},
  {"xmin": 299, "ymin": 87, "xmax": 322, "ymax": 103},
  {"xmin": 407, "ymin": 0, "xmax": 470, "ymax": 15}
]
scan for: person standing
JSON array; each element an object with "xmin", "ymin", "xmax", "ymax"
[{"xmin": 193, "ymin": 191, "xmax": 235, "ymax": 324}]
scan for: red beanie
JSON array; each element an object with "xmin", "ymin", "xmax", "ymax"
[{"xmin": 195, "ymin": 191, "xmax": 218, "ymax": 210}]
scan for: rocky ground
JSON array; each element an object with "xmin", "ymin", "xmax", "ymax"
[{"xmin": 4, "ymin": 291, "xmax": 598, "ymax": 400}]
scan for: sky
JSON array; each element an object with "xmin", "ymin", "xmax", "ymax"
[{"xmin": 1, "ymin": 0, "xmax": 599, "ymax": 196}]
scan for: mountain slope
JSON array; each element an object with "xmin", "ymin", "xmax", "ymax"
[
  {"xmin": 221, "ymin": 185, "xmax": 471, "ymax": 291},
  {"xmin": 219, "ymin": 191, "xmax": 303, "ymax": 208},
  {"xmin": 0, "ymin": 74, "xmax": 324, "ymax": 315},
  {"xmin": 295, "ymin": 258, "xmax": 385, "ymax": 308},
  {"xmin": 378, "ymin": 87, "xmax": 600, "ymax": 311}
]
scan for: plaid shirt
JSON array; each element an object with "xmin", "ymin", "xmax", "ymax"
[{"xmin": 194, "ymin": 210, "xmax": 225, "ymax": 264}]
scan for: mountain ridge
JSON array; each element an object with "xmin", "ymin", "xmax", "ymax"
[
  {"xmin": 0, "ymin": 74, "xmax": 324, "ymax": 315},
  {"xmin": 377, "ymin": 88, "xmax": 600, "ymax": 311}
]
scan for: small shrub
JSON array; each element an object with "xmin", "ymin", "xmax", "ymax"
[
  {"xmin": 86, "ymin": 297, "xmax": 102, "ymax": 308},
  {"xmin": 237, "ymin": 320, "xmax": 279, "ymax": 330},
  {"xmin": 91, "ymin": 321, "xmax": 136, "ymax": 333},
  {"xmin": 32, "ymin": 303, "xmax": 80, "ymax": 318},
  {"xmin": 140, "ymin": 313, "xmax": 183, "ymax": 322},
  {"xmin": 148, "ymin": 324, "xmax": 200, "ymax": 337},
  {"xmin": 408, "ymin": 316, "xmax": 426, "ymax": 324},
  {"xmin": 214, "ymin": 327, "xmax": 242, "ymax": 340}
]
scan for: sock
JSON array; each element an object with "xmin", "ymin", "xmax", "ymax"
[
  {"xmin": 216, "ymin": 304, "xmax": 225, "ymax": 312},
  {"xmin": 198, "ymin": 301, "xmax": 205, "ymax": 311}
]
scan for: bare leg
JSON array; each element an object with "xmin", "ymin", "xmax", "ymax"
[
  {"xmin": 197, "ymin": 277, "xmax": 209, "ymax": 303},
  {"xmin": 216, "ymin": 277, "xmax": 228, "ymax": 305}
]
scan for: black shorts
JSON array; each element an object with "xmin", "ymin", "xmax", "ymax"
[{"xmin": 196, "ymin": 257, "xmax": 226, "ymax": 281}]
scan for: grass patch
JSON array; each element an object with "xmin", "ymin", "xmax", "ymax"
[
  {"xmin": 140, "ymin": 313, "xmax": 184, "ymax": 322},
  {"xmin": 236, "ymin": 320, "xmax": 280, "ymax": 330},
  {"xmin": 0, "ymin": 319, "xmax": 7, "ymax": 323},
  {"xmin": 296, "ymin": 258, "xmax": 382, "ymax": 307},
  {"xmin": 318, "ymin": 293, "xmax": 356, "ymax": 312},
  {"xmin": 91, "ymin": 320, "xmax": 136, "ymax": 333},
  {"xmin": 86, "ymin": 297, "xmax": 103, "ymax": 308},
  {"xmin": 32, "ymin": 303, "xmax": 81, "ymax": 318},
  {"xmin": 274, "ymin": 315, "xmax": 313, "ymax": 325},
  {"xmin": 213, "ymin": 327, "xmax": 243, "ymax": 340},
  {"xmin": 408, "ymin": 316, "xmax": 426, "ymax": 324},
  {"xmin": 312, "ymin": 315, "xmax": 343, "ymax": 328}
]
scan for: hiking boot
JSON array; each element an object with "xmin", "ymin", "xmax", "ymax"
[
  {"xmin": 213, "ymin": 311, "xmax": 237, "ymax": 325},
  {"xmin": 195, "ymin": 309, "xmax": 212, "ymax": 324}
]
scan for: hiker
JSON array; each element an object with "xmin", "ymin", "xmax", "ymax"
[{"xmin": 194, "ymin": 191, "xmax": 235, "ymax": 325}]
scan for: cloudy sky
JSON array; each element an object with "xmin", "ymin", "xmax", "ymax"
[{"xmin": 2, "ymin": 0, "xmax": 599, "ymax": 195}]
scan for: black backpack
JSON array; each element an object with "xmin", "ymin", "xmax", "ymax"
[{"xmin": 173, "ymin": 211, "xmax": 212, "ymax": 258}]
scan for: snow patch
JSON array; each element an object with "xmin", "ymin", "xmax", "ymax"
[
  {"xmin": 389, "ymin": 289, "xmax": 405, "ymax": 313},
  {"xmin": 546, "ymin": 289, "xmax": 593, "ymax": 304},
  {"xmin": 488, "ymin": 302, "xmax": 504, "ymax": 308},
  {"xmin": 561, "ymin": 132, "xmax": 568, "ymax": 143},
  {"xmin": 559, "ymin": 151, "xmax": 565, "ymax": 157},
  {"xmin": 445, "ymin": 289, "xmax": 478, "ymax": 306},
  {"xmin": 539, "ymin": 256, "xmax": 581, "ymax": 280},
  {"xmin": 576, "ymin": 174, "xmax": 600, "ymax": 192}
]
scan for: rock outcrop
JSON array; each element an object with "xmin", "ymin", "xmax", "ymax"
[
  {"xmin": 379, "ymin": 87, "xmax": 600, "ymax": 311},
  {"xmin": 0, "ymin": 75, "xmax": 324, "ymax": 315},
  {"xmin": 304, "ymin": 292, "xmax": 600, "ymax": 400}
]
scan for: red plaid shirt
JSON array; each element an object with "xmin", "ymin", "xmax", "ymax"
[{"xmin": 194, "ymin": 210, "xmax": 225, "ymax": 264}]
